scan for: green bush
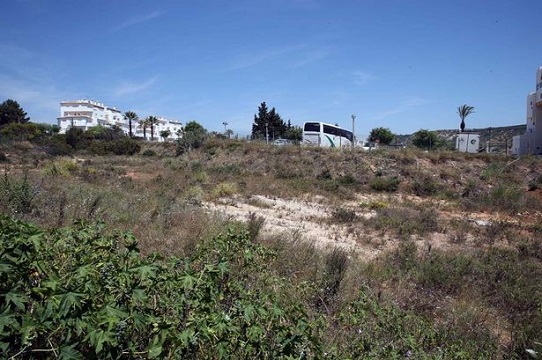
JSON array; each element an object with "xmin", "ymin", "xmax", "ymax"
[
  {"xmin": 0, "ymin": 172, "xmax": 37, "ymax": 215},
  {"xmin": 366, "ymin": 206, "xmax": 439, "ymax": 236},
  {"xmin": 369, "ymin": 176, "xmax": 400, "ymax": 192},
  {"xmin": 0, "ymin": 216, "xmax": 322, "ymax": 358},
  {"xmin": 411, "ymin": 174, "xmax": 440, "ymax": 196},
  {"xmin": 141, "ymin": 149, "xmax": 156, "ymax": 156}
]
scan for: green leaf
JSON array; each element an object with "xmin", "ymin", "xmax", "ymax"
[
  {"xmin": 148, "ymin": 341, "xmax": 163, "ymax": 359},
  {"xmin": 5, "ymin": 291, "xmax": 27, "ymax": 311},
  {"xmin": 76, "ymin": 264, "xmax": 95, "ymax": 278},
  {"xmin": 131, "ymin": 288, "xmax": 147, "ymax": 306},
  {"xmin": 87, "ymin": 329, "xmax": 113, "ymax": 354},
  {"xmin": 0, "ymin": 262, "xmax": 13, "ymax": 274},
  {"xmin": 59, "ymin": 343, "xmax": 82, "ymax": 359},
  {"xmin": 59, "ymin": 292, "xmax": 84, "ymax": 317},
  {"xmin": 0, "ymin": 309, "xmax": 18, "ymax": 334},
  {"xmin": 181, "ymin": 273, "xmax": 197, "ymax": 290},
  {"xmin": 104, "ymin": 305, "xmax": 128, "ymax": 319},
  {"xmin": 129, "ymin": 264, "xmax": 157, "ymax": 281}
]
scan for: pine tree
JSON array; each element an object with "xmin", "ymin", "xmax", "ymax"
[
  {"xmin": 251, "ymin": 102, "xmax": 287, "ymax": 140},
  {"xmin": 0, "ymin": 99, "xmax": 30, "ymax": 126}
]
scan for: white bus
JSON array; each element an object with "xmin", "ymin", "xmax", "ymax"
[{"xmin": 302, "ymin": 122, "xmax": 354, "ymax": 148}]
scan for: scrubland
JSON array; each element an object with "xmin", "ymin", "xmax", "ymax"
[{"xmin": 1, "ymin": 138, "xmax": 541, "ymax": 358}]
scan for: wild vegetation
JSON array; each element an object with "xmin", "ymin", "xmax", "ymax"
[{"xmin": 1, "ymin": 132, "xmax": 541, "ymax": 358}]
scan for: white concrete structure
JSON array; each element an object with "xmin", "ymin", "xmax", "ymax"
[
  {"xmin": 57, "ymin": 99, "xmax": 182, "ymax": 142},
  {"xmin": 513, "ymin": 66, "xmax": 542, "ymax": 155},
  {"xmin": 456, "ymin": 133, "xmax": 480, "ymax": 153},
  {"xmin": 57, "ymin": 100, "xmax": 123, "ymax": 133}
]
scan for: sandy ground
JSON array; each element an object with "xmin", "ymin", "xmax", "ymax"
[
  {"xmin": 203, "ymin": 194, "xmax": 433, "ymax": 260},
  {"xmin": 203, "ymin": 191, "xmax": 536, "ymax": 260}
]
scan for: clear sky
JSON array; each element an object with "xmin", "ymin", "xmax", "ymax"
[{"xmin": 1, "ymin": 0, "xmax": 541, "ymax": 138}]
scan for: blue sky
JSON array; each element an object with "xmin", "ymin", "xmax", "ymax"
[{"xmin": 1, "ymin": 0, "xmax": 541, "ymax": 138}]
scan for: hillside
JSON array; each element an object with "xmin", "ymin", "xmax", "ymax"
[{"xmin": 1, "ymin": 138, "xmax": 541, "ymax": 358}]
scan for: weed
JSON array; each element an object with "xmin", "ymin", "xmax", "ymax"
[
  {"xmin": 331, "ymin": 207, "xmax": 357, "ymax": 223},
  {"xmin": 359, "ymin": 200, "xmax": 389, "ymax": 210},
  {"xmin": 141, "ymin": 149, "xmax": 156, "ymax": 156},
  {"xmin": 212, "ymin": 181, "xmax": 238, "ymax": 198},
  {"xmin": 528, "ymin": 174, "xmax": 542, "ymax": 191},
  {"xmin": 0, "ymin": 171, "xmax": 39, "ymax": 215},
  {"xmin": 411, "ymin": 174, "xmax": 441, "ymax": 196},
  {"xmin": 42, "ymin": 159, "xmax": 78, "ymax": 176},
  {"xmin": 246, "ymin": 211, "xmax": 265, "ymax": 241},
  {"xmin": 369, "ymin": 175, "xmax": 400, "ymax": 192},
  {"xmin": 366, "ymin": 206, "xmax": 439, "ymax": 236},
  {"xmin": 184, "ymin": 185, "xmax": 204, "ymax": 206}
]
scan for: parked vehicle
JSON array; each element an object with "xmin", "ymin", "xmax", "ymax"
[
  {"xmin": 272, "ymin": 138, "xmax": 292, "ymax": 146},
  {"xmin": 302, "ymin": 122, "xmax": 353, "ymax": 148}
]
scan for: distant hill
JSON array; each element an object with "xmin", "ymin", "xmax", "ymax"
[{"xmin": 395, "ymin": 124, "xmax": 526, "ymax": 152}]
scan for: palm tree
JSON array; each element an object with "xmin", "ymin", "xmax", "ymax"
[
  {"xmin": 147, "ymin": 116, "xmax": 160, "ymax": 141},
  {"xmin": 124, "ymin": 111, "xmax": 138, "ymax": 138},
  {"xmin": 140, "ymin": 118, "xmax": 150, "ymax": 140},
  {"xmin": 457, "ymin": 104, "xmax": 475, "ymax": 133}
]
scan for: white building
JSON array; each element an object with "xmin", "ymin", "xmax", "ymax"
[
  {"xmin": 133, "ymin": 116, "xmax": 183, "ymax": 142},
  {"xmin": 57, "ymin": 99, "xmax": 182, "ymax": 142},
  {"xmin": 513, "ymin": 66, "xmax": 542, "ymax": 155},
  {"xmin": 57, "ymin": 100, "xmax": 123, "ymax": 133},
  {"xmin": 456, "ymin": 133, "xmax": 480, "ymax": 153}
]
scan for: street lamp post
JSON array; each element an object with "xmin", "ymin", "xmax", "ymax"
[
  {"xmin": 222, "ymin": 121, "xmax": 229, "ymax": 138},
  {"xmin": 351, "ymin": 114, "xmax": 356, "ymax": 149}
]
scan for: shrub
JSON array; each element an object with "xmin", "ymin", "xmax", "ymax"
[
  {"xmin": 331, "ymin": 207, "xmax": 357, "ymax": 223},
  {"xmin": 369, "ymin": 176, "xmax": 400, "ymax": 192},
  {"xmin": 0, "ymin": 216, "xmax": 323, "ymax": 359},
  {"xmin": 411, "ymin": 174, "xmax": 440, "ymax": 196},
  {"xmin": 366, "ymin": 206, "xmax": 439, "ymax": 236},
  {"xmin": 42, "ymin": 159, "xmax": 78, "ymax": 177},
  {"xmin": 212, "ymin": 182, "xmax": 238, "ymax": 197},
  {"xmin": 142, "ymin": 149, "xmax": 156, "ymax": 157},
  {"xmin": 109, "ymin": 137, "xmax": 141, "ymax": 155},
  {"xmin": 0, "ymin": 171, "xmax": 38, "ymax": 215}
]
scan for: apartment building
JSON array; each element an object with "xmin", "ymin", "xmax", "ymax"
[
  {"xmin": 57, "ymin": 99, "xmax": 182, "ymax": 142},
  {"xmin": 513, "ymin": 66, "xmax": 542, "ymax": 155}
]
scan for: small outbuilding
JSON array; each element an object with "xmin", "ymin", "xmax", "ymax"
[{"xmin": 456, "ymin": 133, "xmax": 480, "ymax": 153}]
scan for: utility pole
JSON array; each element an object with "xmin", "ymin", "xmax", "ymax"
[
  {"xmin": 351, "ymin": 114, "xmax": 356, "ymax": 149},
  {"xmin": 265, "ymin": 122, "xmax": 269, "ymax": 144},
  {"xmin": 488, "ymin": 127, "xmax": 492, "ymax": 153},
  {"xmin": 222, "ymin": 121, "xmax": 229, "ymax": 138}
]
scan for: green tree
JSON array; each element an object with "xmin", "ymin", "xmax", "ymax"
[
  {"xmin": 177, "ymin": 121, "xmax": 208, "ymax": 154},
  {"xmin": 251, "ymin": 102, "xmax": 287, "ymax": 141},
  {"xmin": 0, "ymin": 123, "xmax": 40, "ymax": 141},
  {"xmin": 124, "ymin": 111, "xmax": 138, "ymax": 138},
  {"xmin": 147, "ymin": 116, "xmax": 160, "ymax": 141},
  {"xmin": 65, "ymin": 127, "xmax": 86, "ymax": 149},
  {"xmin": 411, "ymin": 129, "xmax": 441, "ymax": 150},
  {"xmin": 160, "ymin": 129, "xmax": 171, "ymax": 141},
  {"xmin": 369, "ymin": 127, "xmax": 395, "ymax": 145},
  {"xmin": 0, "ymin": 99, "xmax": 30, "ymax": 126},
  {"xmin": 35, "ymin": 123, "xmax": 60, "ymax": 136},
  {"xmin": 85, "ymin": 125, "xmax": 125, "ymax": 141},
  {"xmin": 283, "ymin": 125, "xmax": 303, "ymax": 142},
  {"xmin": 457, "ymin": 104, "xmax": 475, "ymax": 132}
]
